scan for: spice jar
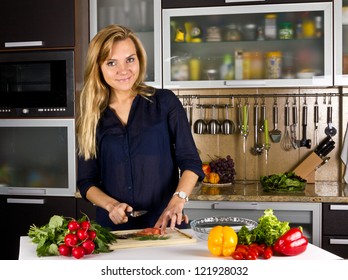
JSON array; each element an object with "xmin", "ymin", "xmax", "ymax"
[
  {"xmin": 265, "ymin": 14, "xmax": 277, "ymax": 40},
  {"xmin": 302, "ymin": 14, "xmax": 315, "ymax": 38},
  {"xmin": 265, "ymin": 51, "xmax": 282, "ymax": 79},
  {"xmin": 250, "ymin": 51, "xmax": 264, "ymax": 79},
  {"xmin": 279, "ymin": 22, "xmax": 293, "ymax": 40}
]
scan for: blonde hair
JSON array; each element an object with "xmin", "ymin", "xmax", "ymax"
[{"xmin": 77, "ymin": 25, "xmax": 155, "ymax": 159}]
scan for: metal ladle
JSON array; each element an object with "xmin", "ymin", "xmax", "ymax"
[
  {"xmin": 193, "ymin": 104, "xmax": 207, "ymax": 134},
  {"xmin": 208, "ymin": 105, "xmax": 220, "ymax": 134},
  {"xmin": 221, "ymin": 104, "xmax": 235, "ymax": 134}
]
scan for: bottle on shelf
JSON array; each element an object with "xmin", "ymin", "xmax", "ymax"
[
  {"xmin": 315, "ymin": 16, "xmax": 323, "ymax": 38},
  {"xmin": 220, "ymin": 54, "xmax": 234, "ymax": 80},
  {"xmin": 234, "ymin": 50, "xmax": 244, "ymax": 80},
  {"xmin": 264, "ymin": 14, "xmax": 277, "ymax": 40}
]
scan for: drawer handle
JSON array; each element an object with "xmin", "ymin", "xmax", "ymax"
[
  {"xmin": 224, "ymin": 80, "xmax": 266, "ymax": 86},
  {"xmin": 329, "ymin": 239, "xmax": 348, "ymax": 245},
  {"xmin": 212, "ymin": 202, "xmax": 259, "ymax": 210},
  {"xmin": 225, "ymin": 0, "xmax": 265, "ymax": 2},
  {"xmin": 7, "ymin": 198, "xmax": 45, "ymax": 205},
  {"xmin": 5, "ymin": 41, "xmax": 44, "ymax": 48},
  {"xmin": 329, "ymin": 205, "xmax": 348, "ymax": 211}
]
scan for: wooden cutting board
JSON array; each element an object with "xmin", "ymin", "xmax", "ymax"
[{"xmin": 109, "ymin": 228, "xmax": 197, "ymax": 250}]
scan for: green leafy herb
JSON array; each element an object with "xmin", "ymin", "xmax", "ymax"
[
  {"xmin": 28, "ymin": 214, "xmax": 117, "ymax": 257},
  {"xmin": 134, "ymin": 235, "xmax": 170, "ymax": 241},
  {"xmin": 260, "ymin": 172, "xmax": 306, "ymax": 192},
  {"xmin": 237, "ymin": 209, "xmax": 290, "ymax": 246}
]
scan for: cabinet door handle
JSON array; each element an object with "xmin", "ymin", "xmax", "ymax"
[
  {"xmin": 7, "ymin": 198, "xmax": 45, "ymax": 205},
  {"xmin": 224, "ymin": 81, "xmax": 266, "ymax": 86},
  {"xmin": 5, "ymin": 41, "xmax": 44, "ymax": 48},
  {"xmin": 225, "ymin": 0, "xmax": 265, "ymax": 3},
  {"xmin": 212, "ymin": 202, "xmax": 259, "ymax": 209},
  {"xmin": 329, "ymin": 239, "xmax": 348, "ymax": 245},
  {"xmin": 329, "ymin": 205, "xmax": 348, "ymax": 211}
]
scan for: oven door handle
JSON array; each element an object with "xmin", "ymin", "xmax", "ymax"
[
  {"xmin": 7, "ymin": 198, "xmax": 45, "ymax": 205},
  {"xmin": 5, "ymin": 41, "xmax": 44, "ymax": 48}
]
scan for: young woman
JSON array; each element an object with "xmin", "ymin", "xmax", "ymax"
[{"xmin": 76, "ymin": 25, "xmax": 204, "ymax": 232}]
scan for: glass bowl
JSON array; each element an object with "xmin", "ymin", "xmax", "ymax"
[{"xmin": 190, "ymin": 216, "xmax": 258, "ymax": 240}]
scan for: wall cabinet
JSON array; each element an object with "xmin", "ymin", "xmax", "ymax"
[
  {"xmin": 89, "ymin": 0, "xmax": 162, "ymax": 88},
  {"xmin": 0, "ymin": 0, "xmax": 74, "ymax": 50},
  {"xmin": 322, "ymin": 203, "xmax": 348, "ymax": 258},
  {"xmin": 184, "ymin": 201, "xmax": 322, "ymax": 247},
  {"xmin": 163, "ymin": 2, "xmax": 332, "ymax": 89},
  {"xmin": 334, "ymin": 0, "xmax": 348, "ymax": 85},
  {"xmin": 0, "ymin": 196, "xmax": 76, "ymax": 260}
]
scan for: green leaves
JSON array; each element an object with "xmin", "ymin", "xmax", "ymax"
[
  {"xmin": 237, "ymin": 209, "xmax": 290, "ymax": 246},
  {"xmin": 260, "ymin": 172, "xmax": 306, "ymax": 192}
]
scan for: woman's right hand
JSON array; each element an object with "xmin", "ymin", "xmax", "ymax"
[{"xmin": 107, "ymin": 202, "xmax": 132, "ymax": 225}]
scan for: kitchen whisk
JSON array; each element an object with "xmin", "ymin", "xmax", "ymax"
[{"xmin": 281, "ymin": 101, "xmax": 292, "ymax": 151}]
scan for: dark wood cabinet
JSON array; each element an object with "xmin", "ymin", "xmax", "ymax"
[
  {"xmin": 0, "ymin": 196, "xmax": 76, "ymax": 260},
  {"xmin": 322, "ymin": 202, "xmax": 348, "ymax": 258},
  {"xmin": 0, "ymin": 0, "xmax": 74, "ymax": 50}
]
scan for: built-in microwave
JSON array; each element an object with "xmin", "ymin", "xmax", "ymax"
[
  {"xmin": 0, "ymin": 119, "xmax": 76, "ymax": 196},
  {"xmin": 0, "ymin": 50, "xmax": 74, "ymax": 117}
]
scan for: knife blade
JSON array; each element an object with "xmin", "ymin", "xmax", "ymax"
[{"xmin": 126, "ymin": 210, "xmax": 148, "ymax": 218}]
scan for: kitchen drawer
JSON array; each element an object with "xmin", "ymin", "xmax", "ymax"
[
  {"xmin": 322, "ymin": 236, "xmax": 348, "ymax": 258},
  {"xmin": 0, "ymin": 196, "xmax": 76, "ymax": 260},
  {"xmin": 322, "ymin": 203, "xmax": 348, "ymax": 235}
]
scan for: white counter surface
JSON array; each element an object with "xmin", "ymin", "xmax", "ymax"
[{"xmin": 19, "ymin": 230, "xmax": 342, "ymax": 260}]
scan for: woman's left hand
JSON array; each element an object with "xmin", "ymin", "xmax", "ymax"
[{"xmin": 154, "ymin": 197, "xmax": 188, "ymax": 233}]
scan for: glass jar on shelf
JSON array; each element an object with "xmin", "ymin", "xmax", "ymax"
[{"xmin": 265, "ymin": 51, "xmax": 282, "ymax": 79}]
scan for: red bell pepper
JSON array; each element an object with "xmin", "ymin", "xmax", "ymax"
[{"xmin": 273, "ymin": 227, "xmax": 308, "ymax": 256}]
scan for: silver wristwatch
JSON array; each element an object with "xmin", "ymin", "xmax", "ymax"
[{"xmin": 173, "ymin": 191, "xmax": 189, "ymax": 202}]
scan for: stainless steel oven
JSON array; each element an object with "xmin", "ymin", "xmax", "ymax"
[
  {"xmin": 0, "ymin": 50, "xmax": 74, "ymax": 117},
  {"xmin": 0, "ymin": 119, "xmax": 76, "ymax": 196}
]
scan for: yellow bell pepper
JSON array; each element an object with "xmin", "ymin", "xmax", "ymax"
[{"xmin": 208, "ymin": 225, "xmax": 238, "ymax": 257}]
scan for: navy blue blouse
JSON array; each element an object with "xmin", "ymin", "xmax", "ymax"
[{"xmin": 77, "ymin": 89, "xmax": 204, "ymax": 230}]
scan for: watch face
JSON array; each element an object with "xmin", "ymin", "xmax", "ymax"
[{"xmin": 179, "ymin": 191, "xmax": 186, "ymax": 199}]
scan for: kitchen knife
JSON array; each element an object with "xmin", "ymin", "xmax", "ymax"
[
  {"xmin": 320, "ymin": 142, "xmax": 335, "ymax": 157},
  {"xmin": 126, "ymin": 210, "xmax": 148, "ymax": 218},
  {"xmin": 314, "ymin": 135, "xmax": 334, "ymax": 156}
]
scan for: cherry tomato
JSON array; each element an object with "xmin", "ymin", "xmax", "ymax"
[
  {"xmin": 248, "ymin": 247, "xmax": 259, "ymax": 258},
  {"xmin": 64, "ymin": 233, "xmax": 78, "ymax": 247},
  {"xmin": 77, "ymin": 229, "xmax": 89, "ymax": 241},
  {"xmin": 58, "ymin": 244, "xmax": 71, "ymax": 256},
  {"xmin": 82, "ymin": 240, "xmax": 95, "ymax": 255},
  {"xmin": 235, "ymin": 246, "xmax": 248, "ymax": 258},
  {"xmin": 250, "ymin": 244, "xmax": 264, "ymax": 256},
  {"xmin": 80, "ymin": 221, "xmax": 91, "ymax": 230},
  {"xmin": 67, "ymin": 220, "xmax": 80, "ymax": 232},
  {"xmin": 231, "ymin": 251, "xmax": 244, "ymax": 260},
  {"xmin": 71, "ymin": 246, "xmax": 85, "ymax": 259},
  {"xmin": 246, "ymin": 251, "xmax": 257, "ymax": 260},
  {"xmin": 88, "ymin": 230, "xmax": 97, "ymax": 240},
  {"xmin": 263, "ymin": 247, "xmax": 273, "ymax": 259}
]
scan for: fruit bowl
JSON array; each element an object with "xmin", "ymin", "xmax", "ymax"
[{"xmin": 190, "ymin": 216, "xmax": 258, "ymax": 240}]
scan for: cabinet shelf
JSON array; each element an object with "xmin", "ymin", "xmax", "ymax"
[{"xmin": 163, "ymin": 2, "xmax": 333, "ymax": 88}]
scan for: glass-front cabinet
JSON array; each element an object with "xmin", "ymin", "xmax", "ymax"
[
  {"xmin": 163, "ymin": 2, "xmax": 333, "ymax": 89},
  {"xmin": 89, "ymin": 0, "xmax": 162, "ymax": 87},
  {"xmin": 334, "ymin": 0, "xmax": 348, "ymax": 86}
]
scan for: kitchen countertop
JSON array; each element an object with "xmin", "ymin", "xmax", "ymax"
[
  {"xmin": 189, "ymin": 181, "xmax": 348, "ymax": 203},
  {"xmin": 19, "ymin": 229, "xmax": 342, "ymax": 260}
]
